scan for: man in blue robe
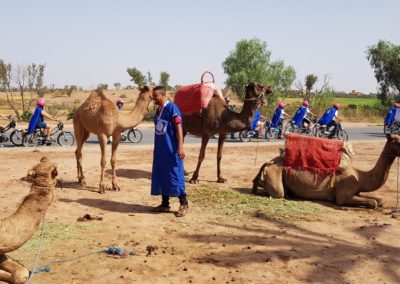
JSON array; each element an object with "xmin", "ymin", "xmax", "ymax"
[{"xmin": 151, "ymin": 86, "xmax": 188, "ymax": 217}]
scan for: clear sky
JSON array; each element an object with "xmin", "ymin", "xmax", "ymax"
[{"xmin": 1, "ymin": 0, "xmax": 399, "ymax": 93}]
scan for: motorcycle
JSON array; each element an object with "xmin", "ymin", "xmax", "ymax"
[
  {"xmin": 239, "ymin": 121, "xmax": 280, "ymax": 142},
  {"xmin": 0, "ymin": 116, "xmax": 24, "ymax": 146},
  {"xmin": 283, "ymin": 117, "xmax": 316, "ymax": 136},
  {"xmin": 22, "ymin": 121, "xmax": 75, "ymax": 147},
  {"xmin": 312, "ymin": 122, "xmax": 348, "ymax": 142}
]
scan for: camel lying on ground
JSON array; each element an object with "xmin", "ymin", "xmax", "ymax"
[
  {"xmin": 252, "ymin": 135, "xmax": 400, "ymax": 208},
  {"xmin": 0, "ymin": 157, "xmax": 57, "ymax": 283}
]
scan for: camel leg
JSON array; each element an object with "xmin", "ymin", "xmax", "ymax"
[
  {"xmin": 0, "ymin": 254, "xmax": 29, "ymax": 284},
  {"xmin": 336, "ymin": 195, "xmax": 378, "ymax": 209},
  {"xmin": 98, "ymin": 134, "xmax": 108, "ymax": 193},
  {"xmin": 74, "ymin": 118, "xmax": 90, "ymax": 186},
  {"xmin": 216, "ymin": 133, "xmax": 228, "ymax": 183},
  {"xmin": 252, "ymin": 162, "xmax": 269, "ymax": 194},
  {"xmin": 110, "ymin": 133, "xmax": 121, "ymax": 191},
  {"xmin": 190, "ymin": 135, "xmax": 210, "ymax": 184},
  {"xmin": 360, "ymin": 194, "xmax": 384, "ymax": 207}
]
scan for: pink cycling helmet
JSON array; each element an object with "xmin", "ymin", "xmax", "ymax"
[
  {"xmin": 116, "ymin": 98, "xmax": 124, "ymax": 104},
  {"xmin": 393, "ymin": 102, "xmax": 399, "ymax": 108},
  {"xmin": 302, "ymin": 100, "xmax": 309, "ymax": 107},
  {"xmin": 333, "ymin": 103, "xmax": 340, "ymax": 110},
  {"xmin": 37, "ymin": 98, "xmax": 45, "ymax": 107},
  {"xmin": 278, "ymin": 102, "xmax": 285, "ymax": 108}
]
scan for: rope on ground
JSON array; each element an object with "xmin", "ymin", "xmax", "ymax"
[
  {"xmin": 254, "ymin": 140, "xmax": 259, "ymax": 166},
  {"xmin": 25, "ymin": 214, "xmax": 46, "ymax": 284}
]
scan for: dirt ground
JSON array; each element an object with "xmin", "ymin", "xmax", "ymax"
[{"xmin": 1, "ymin": 139, "xmax": 400, "ymax": 284}]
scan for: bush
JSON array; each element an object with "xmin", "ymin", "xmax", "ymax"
[
  {"xmin": 120, "ymin": 94, "xmax": 127, "ymax": 98},
  {"xmin": 67, "ymin": 106, "xmax": 77, "ymax": 120},
  {"xmin": 21, "ymin": 110, "xmax": 32, "ymax": 121}
]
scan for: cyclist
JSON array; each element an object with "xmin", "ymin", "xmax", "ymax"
[
  {"xmin": 28, "ymin": 98, "xmax": 59, "ymax": 143},
  {"xmin": 318, "ymin": 103, "xmax": 341, "ymax": 138},
  {"xmin": 116, "ymin": 98, "xmax": 124, "ymax": 111},
  {"xmin": 271, "ymin": 102, "xmax": 291, "ymax": 138},
  {"xmin": 384, "ymin": 102, "xmax": 398, "ymax": 129},
  {"xmin": 292, "ymin": 100, "xmax": 316, "ymax": 130}
]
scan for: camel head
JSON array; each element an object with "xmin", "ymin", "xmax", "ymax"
[
  {"xmin": 137, "ymin": 85, "xmax": 153, "ymax": 111},
  {"xmin": 385, "ymin": 134, "xmax": 400, "ymax": 156},
  {"xmin": 27, "ymin": 157, "xmax": 58, "ymax": 188},
  {"xmin": 244, "ymin": 83, "xmax": 272, "ymax": 105}
]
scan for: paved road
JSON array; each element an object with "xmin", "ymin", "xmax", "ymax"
[
  {"xmin": 85, "ymin": 125, "xmax": 385, "ymax": 146},
  {"xmin": 0, "ymin": 126, "xmax": 386, "ymax": 148}
]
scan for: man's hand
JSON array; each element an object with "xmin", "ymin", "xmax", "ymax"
[{"xmin": 178, "ymin": 148, "xmax": 185, "ymax": 160}]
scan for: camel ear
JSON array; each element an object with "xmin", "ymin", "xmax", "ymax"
[
  {"xmin": 51, "ymin": 167, "xmax": 58, "ymax": 179},
  {"xmin": 140, "ymin": 86, "xmax": 149, "ymax": 93}
]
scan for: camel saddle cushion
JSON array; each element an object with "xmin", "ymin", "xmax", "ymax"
[
  {"xmin": 174, "ymin": 82, "xmax": 224, "ymax": 115},
  {"xmin": 285, "ymin": 133, "xmax": 343, "ymax": 175}
]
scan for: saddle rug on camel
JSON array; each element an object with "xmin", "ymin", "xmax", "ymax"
[
  {"xmin": 285, "ymin": 133, "xmax": 343, "ymax": 175},
  {"xmin": 174, "ymin": 71, "xmax": 224, "ymax": 115}
]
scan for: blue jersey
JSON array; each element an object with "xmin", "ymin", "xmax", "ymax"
[
  {"xmin": 28, "ymin": 106, "xmax": 44, "ymax": 134},
  {"xmin": 151, "ymin": 102, "xmax": 185, "ymax": 197},
  {"xmin": 250, "ymin": 110, "xmax": 261, "ymax": 130},
  {"xmin": 318, "ymin": 107, "xmax": 336, "ymax": 125},
  {"xmin": 271, "ymin": 108, "xmax": 282, "ymax": 128},
  {"xmin": 292, "ymin": 106, "xmax": 308, "ymax": 127},
  {"xmin": 384, "ymin": 107, "xmax": 397, "ymax": 125}
]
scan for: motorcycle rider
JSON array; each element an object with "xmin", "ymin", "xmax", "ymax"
[
  {"xmin": 292, "ymin": 100, "xmax": 316, "ymax": 130},
  {"xmin": 271, "ymin": 102, "xmax": 291, "ymax": 138},
  {"xmin": 28, "ymin": 98, "xmax": 59, "ymax": 143},
  {"xmin": 384, "ymin": 102, "xmax": 398, "ymax": 129},
  {"xmin": 318, "ymin": 103, "xmax": 341, "ymax": 138}
]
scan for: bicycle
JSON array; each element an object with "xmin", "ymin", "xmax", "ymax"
[
  {"xmin": 239, "ymin": 121, "xmax": 279, "ymax": 142},
  {"xmin": 121, "ymin": 128, "xmax": 143, "ymax": 143},
  {"xmin": 312, "ymin": 122, "xmax": 348, "ymax": 142},
  {"xmin": 0, "ymin": 116, "xmax": 24, "ymax": 146},
  {"xmin": 22, "ymin": 121, "xmax": 75, "ymax": 147}
]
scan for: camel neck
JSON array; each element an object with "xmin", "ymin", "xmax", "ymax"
[
  {"xmin": 358, "ymin": 143, "xmax": 396, "ymax": 192},
  {"xmin": 118, "ymin": 93, "xmax": 151, "ymax": 130},
  {"xmin": 224, "ymin": 98, "xmax": 258, "ymax": 131}
]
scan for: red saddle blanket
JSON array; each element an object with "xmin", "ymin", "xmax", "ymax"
[
  {"xmin": 285, "ymin": 133, "xmax": 343, "ymax": 175},
  {"xmin": 174, "ymin": 82, "xmax": 224, "ymax": 115}
]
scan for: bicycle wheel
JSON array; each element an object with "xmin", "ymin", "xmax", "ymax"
[
  {"xmin": 337, "ymin": 128, "xmax": 348, "ymax": 142},
  {"xmin": 10, "ymin": 130, "xmax": 24, "ymax": 146},
  {"xmin": 127, "ymin": 128, "xmax": 143, "ymax": 143},
  {"xmin": 57, "ymin": 132, "xmax": 75, "ymax": 146},
  {"xmin": 239, "ymin": 131, "xmax": 252, "ymax": 142},
  {"xmin": 23, "ymin": 134, "xmax": 38, "ymax": 147},
  {"xmin": 265, "ymin": 129, "xmax": 278, "ymax": 142}
]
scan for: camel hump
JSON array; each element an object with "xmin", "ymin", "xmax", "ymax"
[{"xmin": 87, "ymin": 89, "xmax": 107, "ymax": 101}]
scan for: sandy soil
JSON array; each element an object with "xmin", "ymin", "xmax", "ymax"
[{"xmin": 1, "ymin": 140, "xmax": 400, "ymax": 284}]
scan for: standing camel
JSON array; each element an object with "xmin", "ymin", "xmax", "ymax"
[
  {"xmin": 180, "ymin": 83, "xmax": 271, "ymax": 183},
  {"xmin": 0, "ymin": 157, "xmax": 58, "ymax": 284},
  {"xmin": 252, "ymin": 134, "xmax": 400, "ymax": 208},
  {"xmin": 73, "ymin": 86, "xmax": 152, "ymax": 193}
]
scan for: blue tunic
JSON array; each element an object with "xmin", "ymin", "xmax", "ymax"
[
  {"xmin": 271, "ymin": 108, "xmax": 282, "ymax": 128},
  {"xmin": 292, "ymin": 106, "xmax": 308, "ymax": 127},
  {"xmin": 318, "ymin": 107, "xmax": 336, "ymax": 125},
  {"xmin": 250, "ymin": 110, "xmax": 261, "ymax": 130},
  {"xmin": 384, "ymin": 107, "xmax": 397, "ymax": 125},
  {"xmin": 28, "ymin": 107, "xmax": 44, "ymax": 134},
  {"xmin": 151, "ymin": 102, "xmax": 185, "ymax": 197}
]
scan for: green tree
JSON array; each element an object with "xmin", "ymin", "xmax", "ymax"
[
  {"xmin": 127, "ymin": 67, "xmax": 147, "ymax": 88},
  {"xmin": 0, "ymin": 59, "xmax": 45, "ymax": 119},
  {"xmin": 367, "ymin": 40, "xmax": 400, "ymax": 102},
  {"xmin": 305, "ymin": 74, "xmax": 318, "ymax": 94},
  {"xmin": 147, "ymin": 71, "xmax": 154, "ymax": 85},
  {"xmin": 222, "ymin": 38, "xmax": 296, "ymax": 99},
  {"xmin": 159, "ymin": 71, "xmax": 170, "ymax": 89},
  {"xmin": 113, "ymin": 82, "xmax": 121, "ymax": 90},
  {"xmin": 97, "ymin": 83, "xmax": 108, "ymax": 90}
]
